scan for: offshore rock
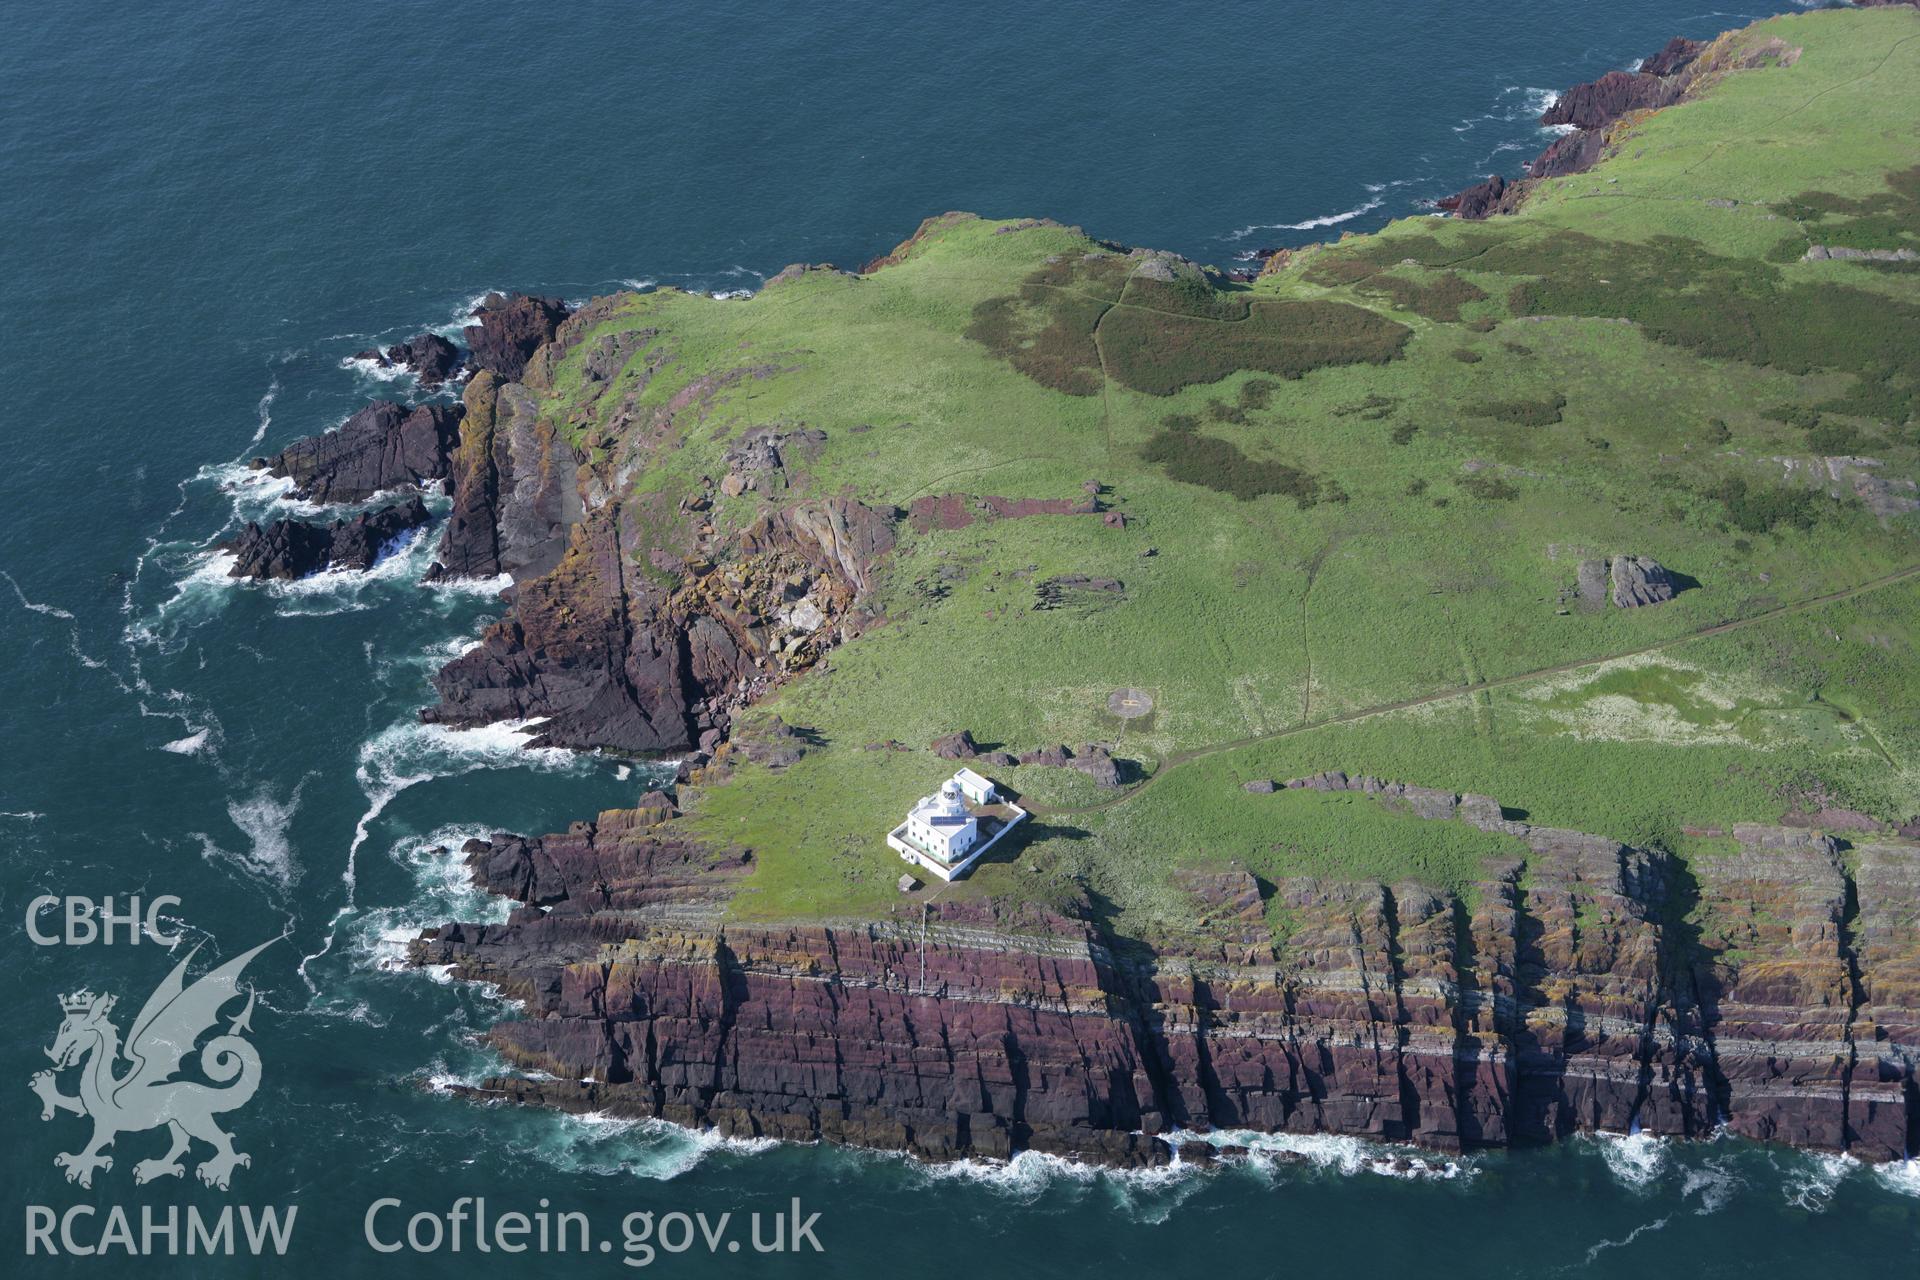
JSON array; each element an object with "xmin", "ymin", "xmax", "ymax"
[
  {"xmin": 251, "ymin": 400, "xmax": 463, "ymax": 504},
  {"xmin": 222, "ymin": 495, "xmax": 431, "ymax": 580},
  {"xmin": 354, "ymin": 332, "xmax": 463, "ymax": 387}
]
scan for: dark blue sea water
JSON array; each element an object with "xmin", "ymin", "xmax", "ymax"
[{"xmin": 4, "ymin": 2, "xmax": 1916, "ymax": 1275}]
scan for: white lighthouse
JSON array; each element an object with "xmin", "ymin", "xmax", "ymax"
[
  {"xmin": 905, "ymin": 779, "xmax": 979, "ymax": 861},
  {"xmin": 887, "ymin": 769, "xmax": 1027, "ymax": 882}
]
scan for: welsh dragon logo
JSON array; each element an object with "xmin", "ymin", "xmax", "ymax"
[{"xmin": 30, "ymin": 940, "xmax": 273, "ymax": 1190}]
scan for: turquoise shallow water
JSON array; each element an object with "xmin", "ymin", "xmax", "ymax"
[{"xmin": 3, "ymin": 1, "xmax": 1917, "ymax": 1274}]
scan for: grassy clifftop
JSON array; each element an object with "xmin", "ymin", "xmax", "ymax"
[{"xmin": 524, "ymin": 8, "xmax": 1920, "ymax": 934}]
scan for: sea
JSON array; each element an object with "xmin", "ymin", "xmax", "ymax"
[{"xmin": 2, "ymin": 2, "xmax": 1914, "ymax": 1274}]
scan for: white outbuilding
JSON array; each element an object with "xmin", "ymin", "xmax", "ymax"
[{"xmin": 952, "ymin": 767, "xmax": 997, "ymax": 805}]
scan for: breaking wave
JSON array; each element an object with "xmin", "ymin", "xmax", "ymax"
[
  {"xmin": 1781, "ymin": 1150, "xmax": 1854, "ymax": 1212},
  {"xmin": 1593, "ymin": 1130, "xmax": 1667, "ymax": 1189},
  {"xmin": 161, "ymin": 727, "xmax": 212, "ymax": 755},
  {"xmin": 1454, "ymin": 84, "xmax": 1563, "ymax": 134},
  {"xmin": 875, "ymin": 1126, "xmax": 1471, "ymax": 1215},
  {"xmin": 511, "ymin": 1112, "xmax": 781, "ymax": 1182},
  {"xmin": 1166, "ymin": 1127, "xmax": 1471, "ymax": 1181},
  {"xmin": 902, "ymin": 1148, "xmax": 1204, "ymax": 1222},
  {"xmin": 340, "ymin": 352, "xmax": 416, "ymax": 384},
  {"xmin": 1228, "ymin": 198, "xmax": 1383, "ymax": 239},
  {"xmin": 345, "ymin": 823, "xmax": 515, "ymax": 976},
  {"xmin": 297, "ymin": 630, "xmax": 601, "ymax": 993},
  {"xmin": 147, "ymin": 500, "xmax": 449, "ymax": 630},
  {"xmin": 341, "ymin": 715, "xmax": 598, "ymax": 902},
  {"xmin": 1875, "ymin": 1158, "xmax": 1920, "ymax": 1198}
]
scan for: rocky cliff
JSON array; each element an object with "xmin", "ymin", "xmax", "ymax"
[
  {"xmin": 411, "ymin": 780, "xmax": 1919, "ymax": 1166},
  {"xmin": 1440, "ymin": 30, "xmax": 1711, "ymax": 217},
  {"xmin": 416, "ymin": 295, "xmax": 897, "ymax": 754}
]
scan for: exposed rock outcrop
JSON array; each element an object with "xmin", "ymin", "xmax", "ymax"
[
  {"xmin": 1572, "ymin": 555, "xmax": 1680, "ymax": 608},
  {"xmin": 353, "ymin": 333, "xmax": 463, "ymax": 387},
  {"xmin": 465, "ymin": 293, "xmax": 571, "ymax": 381},
  {"xmin": 1435, "ymin": 175, "xmax": 1525, "ymax": 221},
  {"xmin": 222, "ymin": 495, "xmax": 431, "ymax": 580},
  {"xmin": 1609, "ymin": 554, "xmax": 1679, "ymax": 607},
  {"xmin": 430, "ymin": 370, "xmax": 583, "ymax": 582},
  {"xmin": 424, "ymin": 495, "xmax": 895, "ymax": 753},
  {"xmin": 931, "ymin": 730, "xmax": 980, "ymax": 760},
  {"xmin": 1641, "ymin": 36, "xmax": 1706, "ymax": 78},
  {"xmin": 251, "ymin": 400, "xmax": 463, "ymax": 504},
  {"xmin": 1540, "ymin": 70, "xmax": 1682, "ymax": 130},
  {"xmin": 1442, "ymin": 31, "xmax": 1713, "ymax": 218},
  {"xmin": 1804, "ymin": 245, "xmax": 1920, "ymax": 263},
  {"xmin": 1527, "ymin": 129, "xmax": 1607, "ymax": 180},
  {"xmin": 412, "ymin": 792, "xmax": 1920, "ymax": 1166}
]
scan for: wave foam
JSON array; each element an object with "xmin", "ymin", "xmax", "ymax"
[
  {"xmin": 3, "ymin": 569, "xmax": 77, "ymax": 621},
  {"xmin": 1168, "ymin": 1127, "xmax": 1470, "ymax": 1181},
  {"xmin": 1874, "ymin": 1158, "xmax": 1920, "ymax": 1198},
  {"xmin": 1583, "ymin": 1216, "xmax": 1670, "ymax": 1265},
  {"xmin": 249, "ymin": 379, "xmax": 279, "ymax": 446},
  {"xmin": 518, "ymin": 1112, "xmax": 780, "ymax": 1181},
  {"xmin": 1782, "ymin": 1151, "xmax": 1853, "ymax": 1212},
  {"xmin": 340, "ymin": 353, "xmax": 415, "ymax": 384},
  {"xmin": 422, "ymin": 570, "xmax": 512, "ymax": 598},
  {"xmin": 1594, "ymin": 1131, "xmax": 1667, "ymax": 1190},
  {"xmin": 347, "ymin": 824, "xmax": 514, "ymax": 975},
  {"xmin": 1681, "ymin": 1155, "xmax": 1742, "ymax": 1215},
  {"xmin": 195, "ymin": 785, "xmax": 302, "ymax": 890},
  {"xmin": 343, "ymin": 716, "xmax": 593, "ymax": 899},
  {"xmin": 161, "ymin": 728, "xmax": 211, "ymax": 755},
  {"xmin": 1229, "ymin": 198, "xmax": 1384, "ymax": 239}
]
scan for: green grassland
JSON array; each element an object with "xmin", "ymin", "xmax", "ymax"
[{"xmin": 537, "ymin": 9, "xmax": 1920, "ymax": 938}]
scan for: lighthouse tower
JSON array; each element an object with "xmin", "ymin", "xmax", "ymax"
[{"xmin": 903, "ymin": 779, "xmax": 979, "ymax": 864}]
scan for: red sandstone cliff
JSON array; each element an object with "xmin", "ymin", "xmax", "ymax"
[{"xmin": 410, "ymin": 780, "xmax": 1920, "ymax": 1167}]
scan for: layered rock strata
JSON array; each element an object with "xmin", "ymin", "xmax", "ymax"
[{"xmin": 411, "ymin": 779, "xmax": 1919, "ymax": 1166}]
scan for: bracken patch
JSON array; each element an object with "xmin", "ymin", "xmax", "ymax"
[
  {"xmin": 1101, "ymin": 299, "xmax": 1409, "ymax": 396},
  {"xmin": 1465, "ymin": 394, "xmax": 1567, "ymax": 427},
  {"xmin": 1140, "ymin": 418, "xmax": 1326, "ymax": 505}
]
